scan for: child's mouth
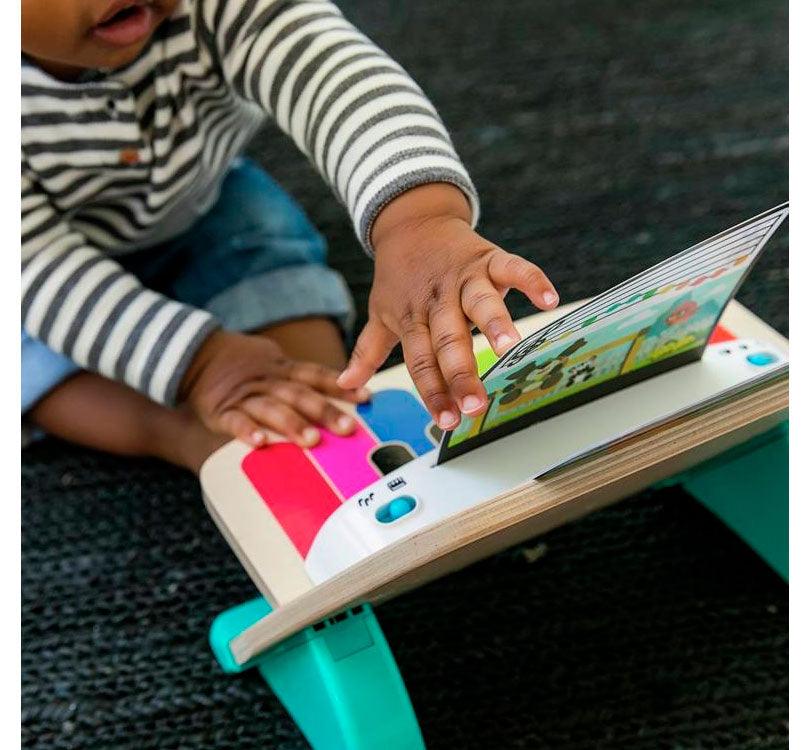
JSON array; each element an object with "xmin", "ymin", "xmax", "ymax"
[{"xmin": 93, "ymin": 1, "xmax": 155, "ymax": 47}]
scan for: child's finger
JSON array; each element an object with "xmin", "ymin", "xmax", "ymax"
[
  {"xmin": 460, "ymin": 277, "xmax": 522, "ymax": 355},
  {"xmin": 272, "ymin": 382, "xmax": 357, "ymax": 436},
  {"xmin": 337, "ymin": 318, "xmax": 398, "ymax": 389},
  {"xmin": 242, "ymin": 396, "xmax": 321, "ymax": 448},
  {"xmin": 401, "ymin": 319, "xmax": 459, "ymax": 430},
  {"xmin": 217, "ymin": 408, "xmax": 269, "ymax": 448},
  {"xmin": 288, "ymin": 361, "xmax": 371, "ymax": 402},
  {"xmin": 428, "ymin": 300, "xmax": 488, "ymax": 416},
  {"xmin": 488, "ymin": 252, "xmax": 559, "ymax": 310}
]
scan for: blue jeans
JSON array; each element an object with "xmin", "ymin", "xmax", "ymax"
[{"xmin": 22, "ymin": 158, "xmax": 355, "ymax": 412}]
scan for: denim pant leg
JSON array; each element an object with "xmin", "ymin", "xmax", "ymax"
[{"xmin": 146, "ymin": 158, "xmax": 356, "ymax": 336}]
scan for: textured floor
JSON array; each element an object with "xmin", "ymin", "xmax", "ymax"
[{"xmin": 22, "ymin": 0, "xmax": 788, "ymax": 747}]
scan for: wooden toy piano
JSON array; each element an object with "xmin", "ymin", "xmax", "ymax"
[
  {"xmin": 201, "ymin": 302, "xmax": 788, "ymax": 750},
  {"xmin": 202, "ymin": 207, "xmax": 788, "ymax": 750}
]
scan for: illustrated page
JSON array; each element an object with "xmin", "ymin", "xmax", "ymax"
[{"xmin": 439, "ymin": 204, "xmax": 788, "ymax": 462}]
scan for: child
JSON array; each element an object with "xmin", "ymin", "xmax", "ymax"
[{"xmin": 22, "ymin": 0, "xmax": 559, "ymax": 471}]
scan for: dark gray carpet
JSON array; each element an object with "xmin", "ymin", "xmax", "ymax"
[{"xmin": 22, "ymin": 0, "xmax": 788, "ymax": 747}]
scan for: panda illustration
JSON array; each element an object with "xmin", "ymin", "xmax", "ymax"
[
  {"xmin": 565, "ymin": 355, "xmax": 597, "ymax": 387},
  {"xmin": 499, "ymin": 338, "xmax": 588, "ymax": 406}
]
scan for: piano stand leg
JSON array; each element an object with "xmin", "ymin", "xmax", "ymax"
[
  {"xmin": 659, "ymin": 422, "xmax": 788, "ymax": 580},
  {"xmin": 210, "ymin": 598, "xmax": 425, "ymax": 750}
]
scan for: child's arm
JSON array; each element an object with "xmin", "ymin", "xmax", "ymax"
[
  {"xmin": 196, "ymin": 0, "xmax": 479, "ymax": 252},
  {"xmin": 199, "ymin": 0, "xmax": 558, "ymax": 428},
  {"xmin": 22, "ymin": 167, "xmax": 368, "ymax": 447},
  {"xmin": 22, "ymin": 167, "xmax": 218, "ymax": 406}
]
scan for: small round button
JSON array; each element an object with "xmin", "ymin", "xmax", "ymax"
[
  {"xmin": 389, "ymin": 497, "xmax": 415, "ymax": 520},
  {"xmin": 375, "ymin": 495, "xmax": 417, "ymax": 523},
  {"xmin": 746, "ymin": 351, "xmax": 778, "ymax": 366}
]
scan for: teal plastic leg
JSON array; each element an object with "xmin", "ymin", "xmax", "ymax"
[
  {"xmin": 659, "ymin": 422, "xmax": 788, "ymax": 580},
  {"xmin": 210, "ymin": 599, "xmax": 425, "ymax": 750}
]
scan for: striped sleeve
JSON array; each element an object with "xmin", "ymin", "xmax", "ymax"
[
  {"xmin": 21, "ymin": 164, "xmax": 220, "ymax": 405},
  {"xmin": 198, "ymin": 0, "xmax": 480, "ymax": 253}
]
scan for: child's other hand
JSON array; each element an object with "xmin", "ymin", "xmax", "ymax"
[
  {"xmin": 337, "ymin": 184, "xmax": 558, "ymax": 431},
  {"xmin": 179, "ymin": 331, "xmax": 370, "ymax": 448}
]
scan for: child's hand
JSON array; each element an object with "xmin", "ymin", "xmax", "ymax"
[
  {"xmin": 179, "ymin": 330, "xmax": 370, "ymax": 448},
  {"xmin": 337, "ymin": 184, "xmax": 558, "ymax": 431}
]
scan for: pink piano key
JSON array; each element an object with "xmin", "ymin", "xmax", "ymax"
[{"xmin": 308, "ymin": 422, "xmax": 381, "ymax": 499}]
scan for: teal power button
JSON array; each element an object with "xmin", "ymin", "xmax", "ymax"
[
  {"xmin": 375, "ymin": 495, "xmax": 418, "ymax": 524},
  {"xmin": 746, "ymin": 352, "xmax": 778, "ymax": 366}
]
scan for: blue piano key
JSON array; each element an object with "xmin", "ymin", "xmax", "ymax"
[{"xmin": 357, "ymin": 389, "xmax": 435, "ymax": 456}]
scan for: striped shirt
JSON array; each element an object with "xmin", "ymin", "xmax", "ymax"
[{"xmin": 21, "ymin": 0, "xmax": 479, "ymax": 405}]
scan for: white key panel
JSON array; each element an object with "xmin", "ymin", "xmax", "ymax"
[{"xmin": 304, "ymin": 339, "xmax": 787, "ymax": 583}]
